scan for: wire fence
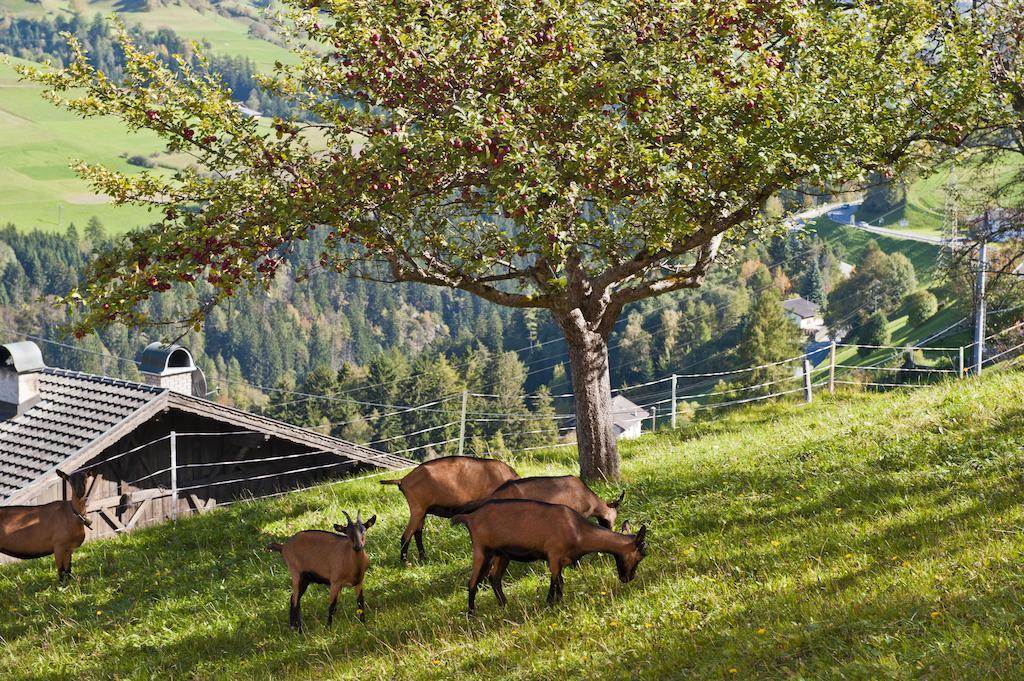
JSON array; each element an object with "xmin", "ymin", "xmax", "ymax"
[{"xmin": 62, "ymin": 320, "xmax": 1024, "ymax": 537}]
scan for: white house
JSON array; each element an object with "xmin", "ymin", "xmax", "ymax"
[
  {"xmin": 783, "ymin": 296, "xmax": 825, "ymax": 334},
  {"xmin": 610, "ymin": 395, "xmax": 650, "ymax": 440}
]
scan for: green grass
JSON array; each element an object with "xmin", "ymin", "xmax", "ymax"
[
  {"xmin": 4, "ymin": 369, "xmax": 1024, "ymax": 679},
  {"xmin": 0, "ymin": 56, "xmax": 166, "ymax": 232},
  {"xmin": 857, "ymin": 155, "xmax": 1024, "ymax": 237},
  {"xmin": 811, "ymin": 217, "xmax": 940, "ymax": 284},
  {"xmin": 0, "ymin": 0, "xmax": 295, "ymax": 69}
]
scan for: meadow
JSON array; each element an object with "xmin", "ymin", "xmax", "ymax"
[
  {"xmin": 0, "ymin": 56, "xmax": 164, "ymax": 232},
  {"xmin": 2, "ymin": 368, "xmax": 1024, "ymax": 679}
]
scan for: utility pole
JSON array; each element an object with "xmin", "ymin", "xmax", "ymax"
[{"xmin": 974, "ymin": 212, "xmax": 988, "ymax": 375}]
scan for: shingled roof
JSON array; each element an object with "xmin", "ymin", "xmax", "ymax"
[{"xmin": 0, "ymin": 367, "xmax": 412, "ymax": 504}]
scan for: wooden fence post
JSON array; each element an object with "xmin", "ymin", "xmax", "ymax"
[
  {"xmin": 803, "ymin": 360, "xmax": 813, "ymax": 404},
  {"xmin": 828, "ymin": 342, "xmax": 836, "ymax": 395},
  {"xmin": 458, "ymin": 390, "xmax": 468, "ymax": 457},
  {"xmin": 170, "ymin": 430, "xmax": 178, "ymax": 522},
  {"xmin": 670, "ymin": 374, "xmax": 678, "ymax": 429}
]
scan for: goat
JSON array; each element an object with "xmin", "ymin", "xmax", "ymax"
[
  {"xmin": 268, "ymin": 511, "xmax": 376, "ymax": 631},
  {"xmin": 0, "ymin": 469, "xmax": 93, "ymax": 581},
  {"xmin": 379, "ymin": 455, "xmax": 518, "ymax": 563},
  {"xmin": 451, "ymin": 499, "xmax": 648, "ymax": 615},
  {"xmin": 483, "ymin": 475, "xmax": 624, "ymax": 529}
]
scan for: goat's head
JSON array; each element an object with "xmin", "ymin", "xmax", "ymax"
[
  {"xmin": 614, "ymin": 521, "xmax": 648, "ymax": 583},
  {"xmin": 598, "ymin": 490, "xmax": 625, "ymax": 530},
  {"xmin": 334, "ymin": 511, "xmax": 376, "ymax": 552},
  {"xmin": 57, "ymin": 469, "xmax": 93, "ymax": 525}
]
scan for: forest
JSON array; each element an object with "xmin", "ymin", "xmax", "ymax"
[{"xmin": 0, "ymin": 212, "xmax": 937, "ymax": 459}]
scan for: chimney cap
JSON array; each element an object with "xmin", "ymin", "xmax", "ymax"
[
  {"xmin": 140, "ymin": 342, "xmax": 196, "ymax": 376},
  {"xmin": 0, "ymin": 341, "xmax": 44, "ymax": 374}
]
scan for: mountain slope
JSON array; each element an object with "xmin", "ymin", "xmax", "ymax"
[{"xmin": 2, "ymin": 369, "xmax": 1024, "ymax": 679}]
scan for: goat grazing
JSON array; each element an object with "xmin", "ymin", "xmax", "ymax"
[
  {"xmin": 380, "ymin": 456, "xmax": 518, "ymax": 562},
  {"xmin": 0, "ymin": 469, "xmax": 93, "ymax": 581},
  {"xmin": 484, "ymin": 475, "xmax": 624, "ymax": 529},
  {"xmin": 268, "ymin": 511, "xmax": 376, "ymax": 631},
  {"xmin": 451, "ymin": 499, "xmax": 648, "ymax": 614}
]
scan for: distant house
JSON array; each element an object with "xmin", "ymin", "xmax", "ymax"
[
  {"xmin": 237, "ymin": 103, "xmax": 262, "ymax": 118},
  {"xmin": 783, "ymin": 297, "xmax": 825, "ymax": 334},
  {"xmin": 0, "ymin": 341, "xmax": 412, "ymax": 551},
  {"xmin": 610, "ymin": 395, "xmax": 650, "ymax": 440},
  {"xmin": 564, "ymin": 394, "xmax": 650, "ymax": 441}
]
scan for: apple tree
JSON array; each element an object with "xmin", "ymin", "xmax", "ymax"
[{"xmin": 22, "ymin": 0, "xmax": 991, "ymax": 480}]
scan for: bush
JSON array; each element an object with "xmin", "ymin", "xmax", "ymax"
[
  {"xmin": 905, "ymin": 289, "xmax": 939, "ymax": 326},
  {"xmin": 856, "ymin": 311, "xmax": 891, "ymax": 355},
  {"xmin": 127, "ymin": 155, "xmax": 156, "ymax": 168}
]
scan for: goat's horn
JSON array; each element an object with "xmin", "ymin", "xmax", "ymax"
[
  {"xmin": 356, "ymin": 510, "xmax": 362, "ymax": 525},
  {"xmin": 342, "ymin": 511, "xmax": 353, "ymax": 527}
]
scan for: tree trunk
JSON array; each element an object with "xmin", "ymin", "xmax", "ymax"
[{"xmin": 557, "ymin": 314, "xmax": 619, "ymax": 482}]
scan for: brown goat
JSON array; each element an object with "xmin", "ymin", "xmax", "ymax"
[
  {"xmin": 451, "ymin": 499, "xmax": 647, "ymax": 615},
  {"xmin": 0, "ymin": 470, "xmax": 93, "ymax": 581},
  {"xmin": 268, "ymin": 511, "xmax": 376, "ymax": 631},
  {"xmin": 484, "ymin": 475, "xmax": 625, "ymax": 529},
  {"xmin": 380, "ymin": 455, "xmax": 518, "ymax": 563}
]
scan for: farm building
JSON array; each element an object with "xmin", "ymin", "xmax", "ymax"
[{"xmin": 0, "ymin": 340, "xmax": 413, "ymax": 551}]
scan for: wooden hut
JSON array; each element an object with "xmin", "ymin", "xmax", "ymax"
[{"xmin": 0, "ymin": 341, "xmax": 412, "ymax": 551}]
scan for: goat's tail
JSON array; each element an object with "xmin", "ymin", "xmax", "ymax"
[
  {"xmin": 379, "ymin": 479, "xmax": 402, "ymax": 486},
  {"xmin": 267, "ymin": 542, "xmax": 284, "ymax": 553},
  {"xmin": 450, "ymin": 514, "xmax": 469, "ymax": 528}
]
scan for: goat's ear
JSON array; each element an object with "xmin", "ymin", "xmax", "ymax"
[
  {"xmin": 333, "ymin": 523, "xmax": 347, "ymax": 533},
  {"xmin": 620, "ymin": 520, "xmax": 631, "ymax": 534},
  {"xmin": 56, "ymin": 470, "xmax": 71, "ymax": 483},
  {"xmin": 608, "ymin": 490, "xmax": 625, "ymax": 508},
  {"xmin": 635, "ymin": 525, "xmax": 648, "ymax": 550},
  {"xmin": 363, "ymin": 515, "xmax": 376, "ymax": 529}
]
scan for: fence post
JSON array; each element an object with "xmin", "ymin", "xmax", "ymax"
[
  {"xmin": 828, "ymin": 342, "xmax": 836, "ymax": 395},
  {"xmin": 670, "ymin": 374, "xmax": 678, "ymax": 429},
  {"xmin": 458, "ymin": 390, "xmax": 468, "ymax": 457},
  {"xmin": 958, "ymin": 346, "xmax": 965, "ymax": 379},
  {"xmin": 650, "ymin": 406, "xmax": 657, "ymax": 433},
  {"xmin": 803, "ymin": 360, "xmax": 813, "ymax": 404},
  {"xmin": 169, "ymin": 430, "xmax": 178, "ymax": 522}
]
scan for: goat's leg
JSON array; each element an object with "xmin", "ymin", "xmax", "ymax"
[
  {"xmin": 326, "ymin": 581, "xmax": 341, "ymax": 626},
  {"xmin": 414, "ymin": 528, "xmax": 426, "ymax": 562},
  {"xmin": 356, "ymin": 585, "xmax": 368, "ymax": 622},
  {"xmin": 290, "ymin": 573, "xmax": 309, "ymax": 632},
  {"xmin": 467, "ymin": 548, "xmax": 493, "ymax": 616},
  {"xmin": 488, "ymin": 556, "xmax": 510, "ymax": 607},
  {"xmin": 546, "ymin": 557, "xmax": 564, "ymax": 605},
  {"xmin": 400, "ymin": 505, "xmax": 427, "ymax": 564},
  {"xmin": 54, "ymin": 546, "xmax": 70, "ymax": 583}
]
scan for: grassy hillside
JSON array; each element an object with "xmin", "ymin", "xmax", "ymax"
[
  {"xmin": 0, "ymin": 0, "xmax": 294, "ymax": 69},
  {"xmin": 858, "ymin": 155, "xmax": 1024, "ymax": 237},
  {"xmin": 3, "ymin": 369, "xmax": 1024, "ymax": 679},
  {"xmin": 0, "ymin": 56, "xmax": 168, "ymax": 232}
]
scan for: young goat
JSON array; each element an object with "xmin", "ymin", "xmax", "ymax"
[
  {"xmin": 0, "ymin": 469, "xmax": 93, "ymax": 581},
  {"xmin": 380, "ymin": 455, "xmax": 518, "ymax": 563},
  {"xmin": 451, "ymin": 499, "xmax": 647, "ymax": 615},
  {"xmin": 483, "ymin": 475, "xmax": 625, "ymax": 529},
  {"xmin": 268, "ymin": 511, "xmax": 376, "ymax": 631}
]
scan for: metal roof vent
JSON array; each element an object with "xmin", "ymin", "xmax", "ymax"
[
  {"xmin": 0, "ymin": 341, "xmax": 44, "ymax": 420},
  {"xmin": 140, "ymin": 343, "xmax": 207, "ymax": 397}
]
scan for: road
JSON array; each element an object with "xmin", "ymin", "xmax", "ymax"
[{"xmin": 821, "ymin": 201, "xmax": 944, "ymax": 245}]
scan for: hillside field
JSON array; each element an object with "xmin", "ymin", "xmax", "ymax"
[
  {"xmin": 0, "ymin": 56, "xmax": 165, "ymax": 232},
  {"xmin": 2, "ymin": 368, "xmax": 1024, "ymax": 679}
]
